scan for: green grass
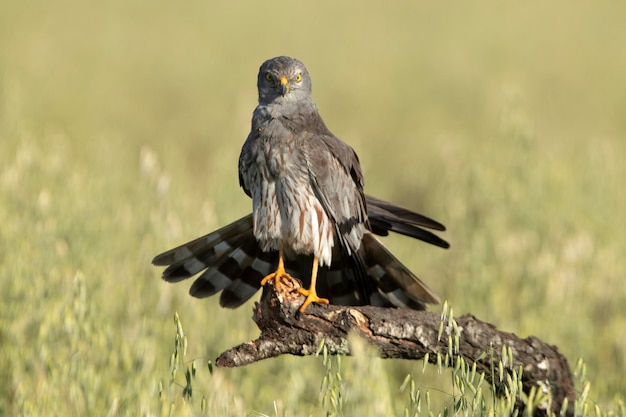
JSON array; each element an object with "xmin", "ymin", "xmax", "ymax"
[{"xmin": 1, "ymin": 0, "xmax": 625, "ymax": 415}]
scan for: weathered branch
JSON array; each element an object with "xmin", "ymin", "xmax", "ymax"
[{"xmin": 215, "ymin": 280, "xmax": 575, "ymax": 417}]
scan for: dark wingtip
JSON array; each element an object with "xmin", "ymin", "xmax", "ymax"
[
  {"xmin": 439, "ymin": 240, "xmax": 451, "ymax": 250},
  {"xmin": 152, "ymin": 251, "xmax": 173, "ymax": 266},
  {"xmin": 151, "ymin": 255, "xmax": 163, "ymax": 266}
]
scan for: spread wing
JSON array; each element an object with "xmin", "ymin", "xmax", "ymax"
[{"xmin": 153, "ymin": 196, "xmax": 447, "ymax": 309}]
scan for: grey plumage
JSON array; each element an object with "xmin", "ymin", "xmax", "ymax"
[
  {"xmin": 239, "ymin": 57, "xmax": 366, "ymax": 267},
  {"xmin": 154, "ymin": 56, "xmax": 448, "ymax": 311}
]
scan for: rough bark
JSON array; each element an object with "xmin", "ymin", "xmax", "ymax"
[{"xmin": 215, "ymin": 280, "xmax": 575, "ymax": 417}]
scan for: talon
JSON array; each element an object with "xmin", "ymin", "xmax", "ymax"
[
  {"xmin": 297, "ymin": 256, "xmax": 328, "ymax": 313},
  {"xmin": 297, "ymin": 286, "xmax": 329, "ymax": 312},
  {"xmin": 260, "ymin": 269, "xmax": 294, "ymax": 291},
  {"xmin": 261, "ymin": 248, "xmax": 295, "ymax": 291}
]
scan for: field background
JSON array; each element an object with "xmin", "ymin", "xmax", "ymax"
[{"xmin": 1, "ymin": 0, "xmax": 625, "ymax": 415}]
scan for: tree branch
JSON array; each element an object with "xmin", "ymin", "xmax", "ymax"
[{"xmin": 215, "ymin": 279, "xmax": 576, "ymax": 417}]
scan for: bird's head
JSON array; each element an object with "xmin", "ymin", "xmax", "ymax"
[{"xmin": 257, "ymin": 56, "xmax": 312, "ymax": 104}]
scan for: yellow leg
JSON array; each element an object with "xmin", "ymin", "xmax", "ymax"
[
  {"xmin": 297, "ymin": 256, "xmax": 329, "ymax": 312},
  {"xmin": 260, "ymin": 248, "xmax": 294, "ymax": 291}
]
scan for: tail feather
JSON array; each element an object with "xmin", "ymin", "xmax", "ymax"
[
  {"xmin": 361, "ymin": 233, "xmax": 440, "ymax": 309},
  {"xmin": 315, "ymin": 250, "xmax": 364, "ymax": 306}
]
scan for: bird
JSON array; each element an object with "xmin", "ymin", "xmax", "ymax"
[{"xmin": 153, "ymin": 56, "xmax": 449, "ymax": 312}]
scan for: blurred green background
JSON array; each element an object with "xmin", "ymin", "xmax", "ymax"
[{"xmin": 1, "ymin": 0, "xmax": 625, "ymax": 415}]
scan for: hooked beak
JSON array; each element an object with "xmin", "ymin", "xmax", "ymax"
[{"xmin": 280, "ymin": 77, "xmax": 289, "ymax": 96}]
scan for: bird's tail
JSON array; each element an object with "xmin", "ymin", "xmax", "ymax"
[
  {"xmin": 301, "ymin": 232, "xmax": 440, "ymax": 309},
  {"xmin": 361, "ymin": 232, "xmax": 440, "ymax": 309},
  {"xmin": 322, "ymin": 195, "xmax": 447, "ymax": 308}
]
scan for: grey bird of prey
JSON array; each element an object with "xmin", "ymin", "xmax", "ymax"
[{"xmin": 153, "ymin": 56, "xmax": 449, "ymax": 312}]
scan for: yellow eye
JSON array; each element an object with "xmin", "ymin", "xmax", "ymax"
[
  {"xmin": 265, "ymin": 73, "xmax": 273, "ymax": 81},
  {"xmin": 295, "ymin": 73, "xmax": 302, "ymax": 82}
]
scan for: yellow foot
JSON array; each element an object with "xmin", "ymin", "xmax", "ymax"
[
  {"xmin": 260, "ymin": 268, "xmax": 295, "ymax": 292},
  {"xmin": 297, "ymin": 287, "xmax": 329, "ymax": 313}
]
